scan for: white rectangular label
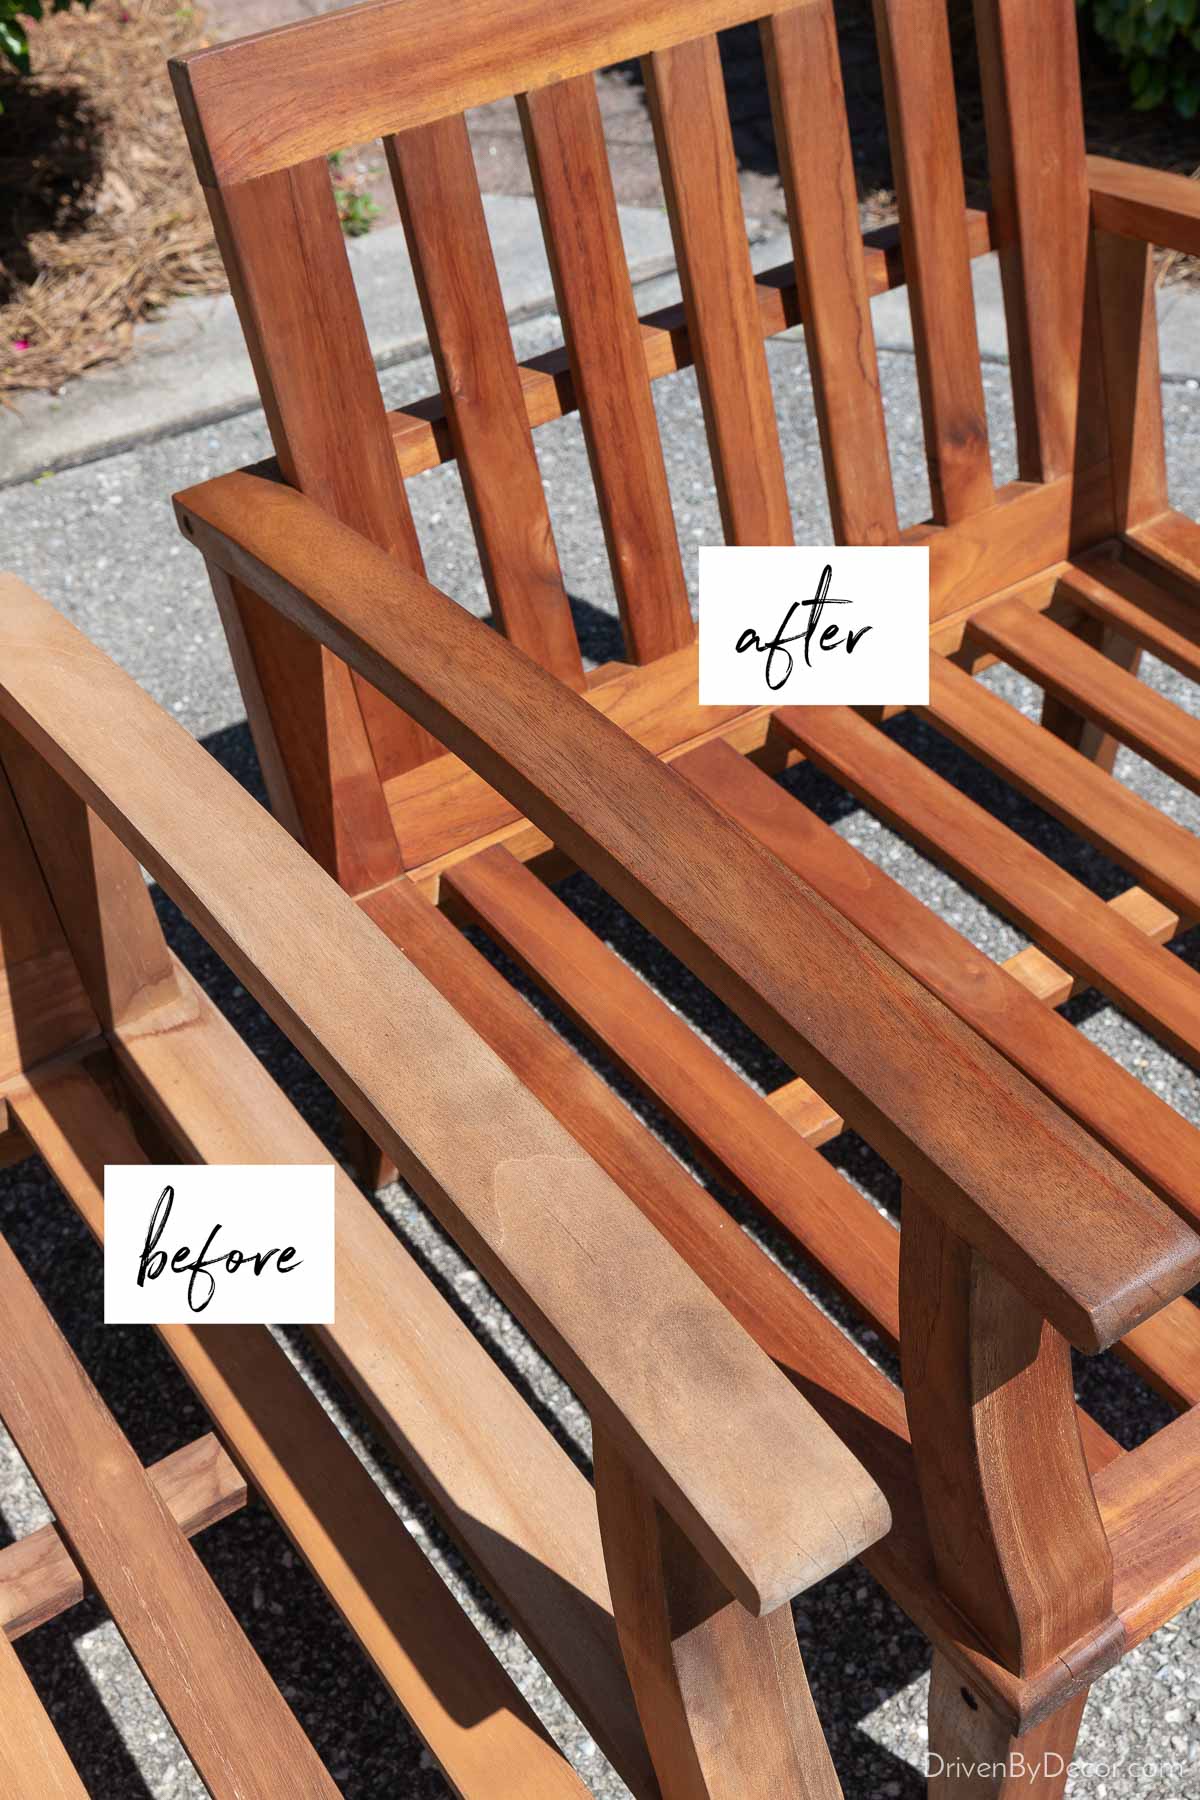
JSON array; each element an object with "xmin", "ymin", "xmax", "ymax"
[
  {"xmin": 103, "ymin": 1165, "xmax": 335, "ymax": 1325},
  {"xmin": 698, "ymin": 545, "xmax": 929, "ymax": 706}
]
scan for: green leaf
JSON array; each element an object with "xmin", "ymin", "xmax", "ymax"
[
  {"xmin": 1130, "ymin": 53, "xmax": 1151, "ymax": 89},
  {"xmin": 0, "ymin": 17, "xmax": 30, "ymax": 74},
  {"xmin": 1146, "ymin": 0, "xmax": 1168, "ymax": 21},
  {"xmin": 1176, "ymin": 77, "xmax": 1200, "ymax": 113},
  {"xmin": 1169, "ymin": 0, "xmax": 1197, "ymax": 24},
  {"xmin": 1133, "ymin": 65, "xmax": 1169, "ymax": 104}
]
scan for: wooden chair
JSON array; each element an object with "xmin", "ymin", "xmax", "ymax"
[
  {"xmin": 0, "ymin": 574, "xmax": 893, "ymax": 1798},
  {"xmin": 158, "ymin": 0, "xmax": 1200, "ymax": 1790}
]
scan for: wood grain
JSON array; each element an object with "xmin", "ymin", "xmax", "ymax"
[
  {"xmin": 1088, "ymin": 154, "xmax": 1200, "ymax": 256},
  {"xmin": 0, "ymin": 1226, "xmax": 342, "ymax": 1798},
  {"xmin": 595, "ymin": 1424, "xmax": 843, "ymax": 1799},
  {"xmin": 872, "ymin": 0, "xmax": 993, "ymax": 519},
  {"xmin": 924, "ymin": 647, "xmax": 1200, "ymax": 922},
  {"xmin": 969, "ymin": 595, "xmax": 1200, "ymax": 796},
  {"xmin": 644, "ymin": 34, "xmax": 793, "ymax": 545},
  {"xmin": 519, "ymin": 74, "xmax": 693, "ymax": 662},
  {"xmin": 0, "ymin": 1433, "xmax": 247, "ymax": 1642},
  {"xmin": 762, "ymin": 0, "xmax": 897, "ymax": 545},
  {"xmin": 385, "ymin": 113, "xmax": 584, "ymax": 688},
  {"xmin": 0, "ymin": 581, "xmax": 887, "ymax": 1620},
  {"xmin": 975, "ymin": 0, "xmax": 1091, "ymax": 483}
]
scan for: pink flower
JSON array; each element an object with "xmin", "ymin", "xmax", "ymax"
[{"xmin": 12, "ymin": 339, "xmax": 29, "ymax": 352}]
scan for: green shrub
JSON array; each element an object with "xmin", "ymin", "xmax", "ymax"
[
  {"xmin": 1079, "ymin": 0, "xmax": 1200, "ymax": 118},
  {"xmin": 0, "ymin": 1, "xmax": 93, "ymax": 83}
]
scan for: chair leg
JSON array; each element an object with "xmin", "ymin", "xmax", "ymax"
[
  {"xmin": 339, "ymin": 1104, "xmax": 398, "ymax": 1191},
  {"xmin": 1039, "ymin": 615, "xmax": 1140, "ymax": 775},
  {"xmin": 593, "ymin": 1424, "xmax": 842, "ymax": 1800},
  {"xmin": 928, "ymin": 1654, "xmax": 1086, "ymax": 1798}
]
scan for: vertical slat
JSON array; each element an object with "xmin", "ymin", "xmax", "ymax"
[
  {"xmin": 519, "ymin": 75, "xmax": 694, "ymax": 662},
  {"xmin": 872, "ymin": 0, "xmax": 994, "ymax": 520},
  {"xmin": 762, "ymin": 0, "xmax": 898, "ymax": 544},
  {"xmin": 200, "ymin": 151, "xmax": 437, "ymax": 879},
  {"xmin": 1093, "ymin": 229, "xmax": 1170, "ymax": 531},
  {"xmin": 644, "ymin": 35, "xmax": 793, "ymax": 545},
  {"xmin": 386, "ymin": 115, "xmax": 585, "ymax": 688},
  {"xmin": 973, "ymin": 0, "xmax": 1091, "ymax": 483}
]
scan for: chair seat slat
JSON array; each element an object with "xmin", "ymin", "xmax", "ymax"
[
  {"xmin": 970, "ymin": 597, "xmax": 1200, "ymax": 797},
  {"xmin": 778, "ymin": 700, "xmax": 1200, "ymax": 1076},
  {"xmin": 0, "ymin": 1228, "xmax": 343, "ymax": 1800},
  {"xmin": 925, "ymin": 647, "xmax": 1200, "ymax": 922}
]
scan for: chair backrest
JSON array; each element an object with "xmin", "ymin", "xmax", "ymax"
[{"xmin": 171, "ymin": 0, "xmax": 1104, "ymax": 860}]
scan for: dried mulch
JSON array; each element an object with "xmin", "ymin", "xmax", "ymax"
[{"xmin": 0, "ymin": 0, "xmax": 224, "ymax": 399}]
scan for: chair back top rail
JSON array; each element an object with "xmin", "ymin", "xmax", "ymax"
[{"xmin": 169, "ymin": 472, "xmax": 1200, "ymax": 1356}]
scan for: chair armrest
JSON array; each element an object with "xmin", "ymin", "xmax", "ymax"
[
  {"xmin": 0, "ymin": 573, "xmax": 889, "ymax": 1617},
  {"xmin": 1088, "ymin": 154, "xmax": 1200, "ymax": 256},
  {"xmin": 171, "ymin": 471, "xmax": 1200, "ymax": 1354}
]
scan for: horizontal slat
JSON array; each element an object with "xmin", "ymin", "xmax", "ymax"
[
  {"xmin": 0, "ymin": 1432, "xmax": 247, "ymax": 1642},
  {"xmin": 778, "ymin": 701, "xmax": 1200, "ymax": 1072},
  {"xmin": 0, "ymin": 1631, "xmax": 88, "ymax": 1799},
  {"xmin": 11, "ymin": 1060, "xmax": 592, "ymax": 1800},
  {"xmin": 924, "ymin": 650, "xmax": 1200, "ymax": 922},
  {"xmin": 386, "ymin": 214, "xmax": 995, "ymax": 481},
  {"xmin": 1088, "ymin": 154, "xmax": 1200, "ymax": 257},
  {"xmin": 170, "ymin": 477, "xmax": 1200, "ymax": 1355},
  {"xmin": 442, "ymin": 843, "xmax": 901, "ymax": 1341},
  {"xmin": 969, "ymin": 597, "xmax": 1200, "ymax": 796},
  {"xmin": 1001, "ymin": 887, "xmax": 1179, "ymax": 1011},
  {"xmin": 1062, "ymin": 556, "xmax": 1200, "ymax": 686},
  {"xmin": 174, "ymin": 0, "xmax": 796, "ymax": 186},
  {"xmin": 0, "ymin": 1225, "xmax": 342, "ymax": 1799}
]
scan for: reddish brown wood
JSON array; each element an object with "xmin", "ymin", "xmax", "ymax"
[
  {"xmin": 901, "ymin": 1188, "xmax": 1116, "ymax": 1677},
  {"xmin": 644, "ymin": 34, "xmax": 793, "ymax": 545},
  {"xmin": 974, "ymin": 0, "xmax": 1091, "ymax": 484},
  {"xmin": 872, "ymin": 0, "xmax": 993, "ymax": 520},
  {"xmin": 519, "ymin": 75, "xmax": 694, "ymax": 662},
  {"xmin": 386, "ymin": 114, "xmax": 585, "ymax": 687},
  {"xmin": 761, "ymin": 0, "xmax": 897, "ymax": 544}
]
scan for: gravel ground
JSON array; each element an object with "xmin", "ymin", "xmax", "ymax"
[{"xmin": 1, "ymin": 312, "xmax": 1199, "ymax": 1797}]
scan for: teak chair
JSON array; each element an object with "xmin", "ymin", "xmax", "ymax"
[
  {"xmin": 19, "ymin": 0, "xmax": 1196, "ymax": 1791},
  {"xmin": 0, "ymin": 575, "xmax": 891, "ymax": 1798}
]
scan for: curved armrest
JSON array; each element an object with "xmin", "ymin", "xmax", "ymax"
[
  {"xmin": 1088, "ymin": 154, "xmax": 1200, "ymax": 255},
  {"xmin": 170, "ymin": 472, "xmax": 1200, "ymax": 1353},
  {"xmin": 0, "ymin": 573, "xmax": 889, "ymax": 1617}
]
